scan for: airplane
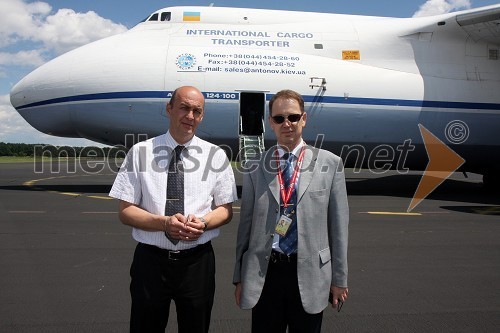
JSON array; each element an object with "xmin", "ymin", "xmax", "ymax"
[{"xmin": 9, "ymin": 4, "xmax": 500, "ymax": 187}]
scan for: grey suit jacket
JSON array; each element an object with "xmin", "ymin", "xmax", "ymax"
[{"xmin": 233, "ymin": 145, "xmax": 349, "ymax": 314}]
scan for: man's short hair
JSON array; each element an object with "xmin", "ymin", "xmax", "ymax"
[
  {"xmin": 168, "ymin": 88, "xmax": 180, "ymax": 107},
  {"xmin": 269, "ymin": 89, "xmax": 305, "ymax": 116}
]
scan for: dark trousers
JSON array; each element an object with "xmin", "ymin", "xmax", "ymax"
[
  {"xmin": 252, "ymin": 254, "xmax": 323, "ymax": 333},
  {"xmin": 129, "ymin": 242, "xmax": 215, "ymax": 333}
]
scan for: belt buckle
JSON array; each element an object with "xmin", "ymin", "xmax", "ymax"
[
  {"xmin": 281, "ymin": 253, "xmax": 291, "ymax": 262},
  {"xmin": 168, "ymin": 250, "xmax": 180, "ymax": 260}
]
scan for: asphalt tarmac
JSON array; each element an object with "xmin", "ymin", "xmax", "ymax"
[{"xmin": 0, "ymin": 160, "xmax": 499, "ymax": 332}]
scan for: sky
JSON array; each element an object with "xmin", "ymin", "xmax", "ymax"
[{"xmin": 1, "ymin": 0, "xmax": 499, "ymax": 146}]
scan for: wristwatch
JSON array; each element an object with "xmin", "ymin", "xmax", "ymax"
[{"xmin": 200, "ymin": 217, "xmax": 208, "ymax": 231}]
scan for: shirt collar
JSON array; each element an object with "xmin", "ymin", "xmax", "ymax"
[
  {"xmin": 276, "ymin": 140, "xmax": 305, "ymax": 159},
  {"xmin": 165, "ymin": 131, "xmax": 196, "ymax": 152}
]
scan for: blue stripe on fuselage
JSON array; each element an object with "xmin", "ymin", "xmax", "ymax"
[{"xmin": 14, "ymin": 90, "xmax": 500, "ymax": 111}]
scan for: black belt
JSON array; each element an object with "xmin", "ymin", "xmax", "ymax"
[
  {"xmin": 139, "ymin": 241, "xmax": 211, "ymax": 261},
  {"xmin": 270, "ymin": 249, "xmax": 297, "ymax": 263}
]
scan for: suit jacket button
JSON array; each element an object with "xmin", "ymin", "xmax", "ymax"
[
  {"xmin": 265, "ymin": 256, "xmax": 269, "ymax": 261},
  {"xmin": 275, "ymin": 208, "xmax": 279, "ymax": 213}
]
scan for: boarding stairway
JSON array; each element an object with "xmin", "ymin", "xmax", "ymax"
[
  {"xmin": 238, "ymin": 95, "xmax": 266, "ymax": 164},
  {"xmin": 239, "ymin": 134, "xmax": 265, "ymax": 164}
]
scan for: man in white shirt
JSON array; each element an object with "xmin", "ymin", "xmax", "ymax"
[{"xmin": 109, "ymin": 86, "xmax": 238, "ymax": 332}]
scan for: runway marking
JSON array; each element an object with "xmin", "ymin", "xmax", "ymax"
[
  {"xmin": 82, "ymin": 212, "xmax": 116, "ymax": 214},
  {"xmin": 23, "ymin": 174, "xmax": 115, "ymax": 200},
  {"xmin": 9, "ymin": 210, "xmax": 46, "ymax": 213},
  {"xmin": 60, "ymin": 192, "xmax": 81, "ymax": 197},
  {"xmin": 73, "ymin": 257, "xmax": 108, "ymax": 268},
  {"xmin": 364, "ymin": 211, "xmax": 422, "ymax": 216},
  {"xmin": 87, "ymin": 195, "xmax": 114, "ymax": 200},
  {"xmin": 470, "ymin": 206, "xmax": 500, "ymax": 215}
]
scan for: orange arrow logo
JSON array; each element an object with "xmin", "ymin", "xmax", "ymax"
[{"xmin": 408, "ymin": 124, "xmax": 465, "ymax": 212}]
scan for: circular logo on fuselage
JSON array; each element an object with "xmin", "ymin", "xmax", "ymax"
[{"xmin": 176, "ymin": 54, "xmax": 196, "ymax": 70}]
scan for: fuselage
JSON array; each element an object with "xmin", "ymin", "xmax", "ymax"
[{"xmin": 10, "ymin": 6, "xmax": 500, "ymax": 175}]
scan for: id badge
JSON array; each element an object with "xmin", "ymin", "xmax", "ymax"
[{"xmin": 275, "ymin": 214, "xmax": 292, "ymax": 236}]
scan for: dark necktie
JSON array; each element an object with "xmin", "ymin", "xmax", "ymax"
[
  {"xmin": 165, "ymin": 145, "xmax": 185, "ymax": 245},
  {"xmin": 279, "ymin": 153, "xmax": 298, "ymax": 255}
]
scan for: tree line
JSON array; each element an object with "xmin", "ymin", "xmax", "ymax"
[{"xmin": 0, "ymin": 142, "xmax": 127, "ymax": 158}]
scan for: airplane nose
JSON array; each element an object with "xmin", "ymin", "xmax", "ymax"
[
  {"xmin": 9, "ymin": 56, "xmax": 78, "ymax": 137},
  {"xmin": 9, "ymin": 30, "xmax": 168, "ymax": 144},
  {"xmin": 10, "ymin": 78, "xmax": 27, "ymax": 109}
]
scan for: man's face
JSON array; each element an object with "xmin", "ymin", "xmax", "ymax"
[
  {"xmin": 167, "ymin": 87, "xmax": 204, "ymax": 143},
  {"xmin": 269, "ymin": 98, "xmax": 307, "ymax": 150}
]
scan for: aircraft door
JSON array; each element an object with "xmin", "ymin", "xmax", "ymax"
[{"xmin": 239, "ymin": 92, "xmax": 265, "ymax": 136}]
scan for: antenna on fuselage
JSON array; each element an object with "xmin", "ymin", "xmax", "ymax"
[{"xmin": 209, "ymin": 3, "xmax": 214, "ymax": 6}]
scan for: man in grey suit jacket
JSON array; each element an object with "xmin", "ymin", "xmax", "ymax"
[{"xmin": 233, "ymin": 89, "xmax": 349, "ymax": 332}]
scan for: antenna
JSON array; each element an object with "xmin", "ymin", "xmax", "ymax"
[{"xmin": 209, "ymin": 3, "xmax": 214, "ymax": 7}]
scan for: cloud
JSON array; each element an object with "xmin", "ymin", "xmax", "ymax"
[
  {"xmin": 0, "ymin": 0, "xmax": 127, "ymax": 145},
  {"xmin": 0, "ymin": 50, "xmax": 46, "ymax": 67},
  {"xmin": 413, "ymin": 0, "xmax": 471, "ymax": 17},
  {"xmin": 37, "ymin": 8, "xmax": 128, "ymax": 54},
  {"xmin": 0, "ymin": 0, "xmax": 127, "ymax": 57},
  {"xmin": 0, "ymin": 0, "xmax": 52, "ymax": 47},
  {"xmin": 0, "ymin": 93, "xmax": 35, "ymax": 139}
]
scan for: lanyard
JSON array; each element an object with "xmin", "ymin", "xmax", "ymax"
[{"xmin": 275, "ymin": 146, "xmax": 306, "ymax": 208}]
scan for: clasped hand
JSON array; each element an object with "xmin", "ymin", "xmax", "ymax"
[{"xmin": 166, "ymin": 213, "xmax": 204, "ymax": 241}]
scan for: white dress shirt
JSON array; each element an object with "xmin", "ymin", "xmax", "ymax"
[{"xmin": 109, "ymin": 131, "xmax": 238, "ymax": 250}]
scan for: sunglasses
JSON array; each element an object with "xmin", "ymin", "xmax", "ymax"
[{"xmin": 271, "ymin": 113, "xmax": 303, "ymax": 124}]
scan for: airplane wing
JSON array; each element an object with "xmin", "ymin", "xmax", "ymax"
[{"xmin": 456, "ymin": 5, "xmax": 500, "ymax": 44}]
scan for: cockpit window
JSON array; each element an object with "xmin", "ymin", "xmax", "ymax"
[
  {"xmin": 148, "ymin": 13, "xmax": 159, "ymax": 21},
  {"xmin": 161, "ymin": 12, "xmax": 171, "ymax": 21}
]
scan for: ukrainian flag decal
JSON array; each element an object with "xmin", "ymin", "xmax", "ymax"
[{"xmin": 183, "ymin": 11, "xmax": 201, "ymax": 21}]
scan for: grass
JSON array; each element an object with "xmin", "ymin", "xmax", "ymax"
[
  {"xmin": 0, "ymin": 156, "xmax": 36, "ymax": 163},
  {"xmin": 1, "ymin": 156, "xmax": 237, "ymax": 164},
  {"xmin": 0, "ymin": 156, "xmax": 124, "ymax": 163}
]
